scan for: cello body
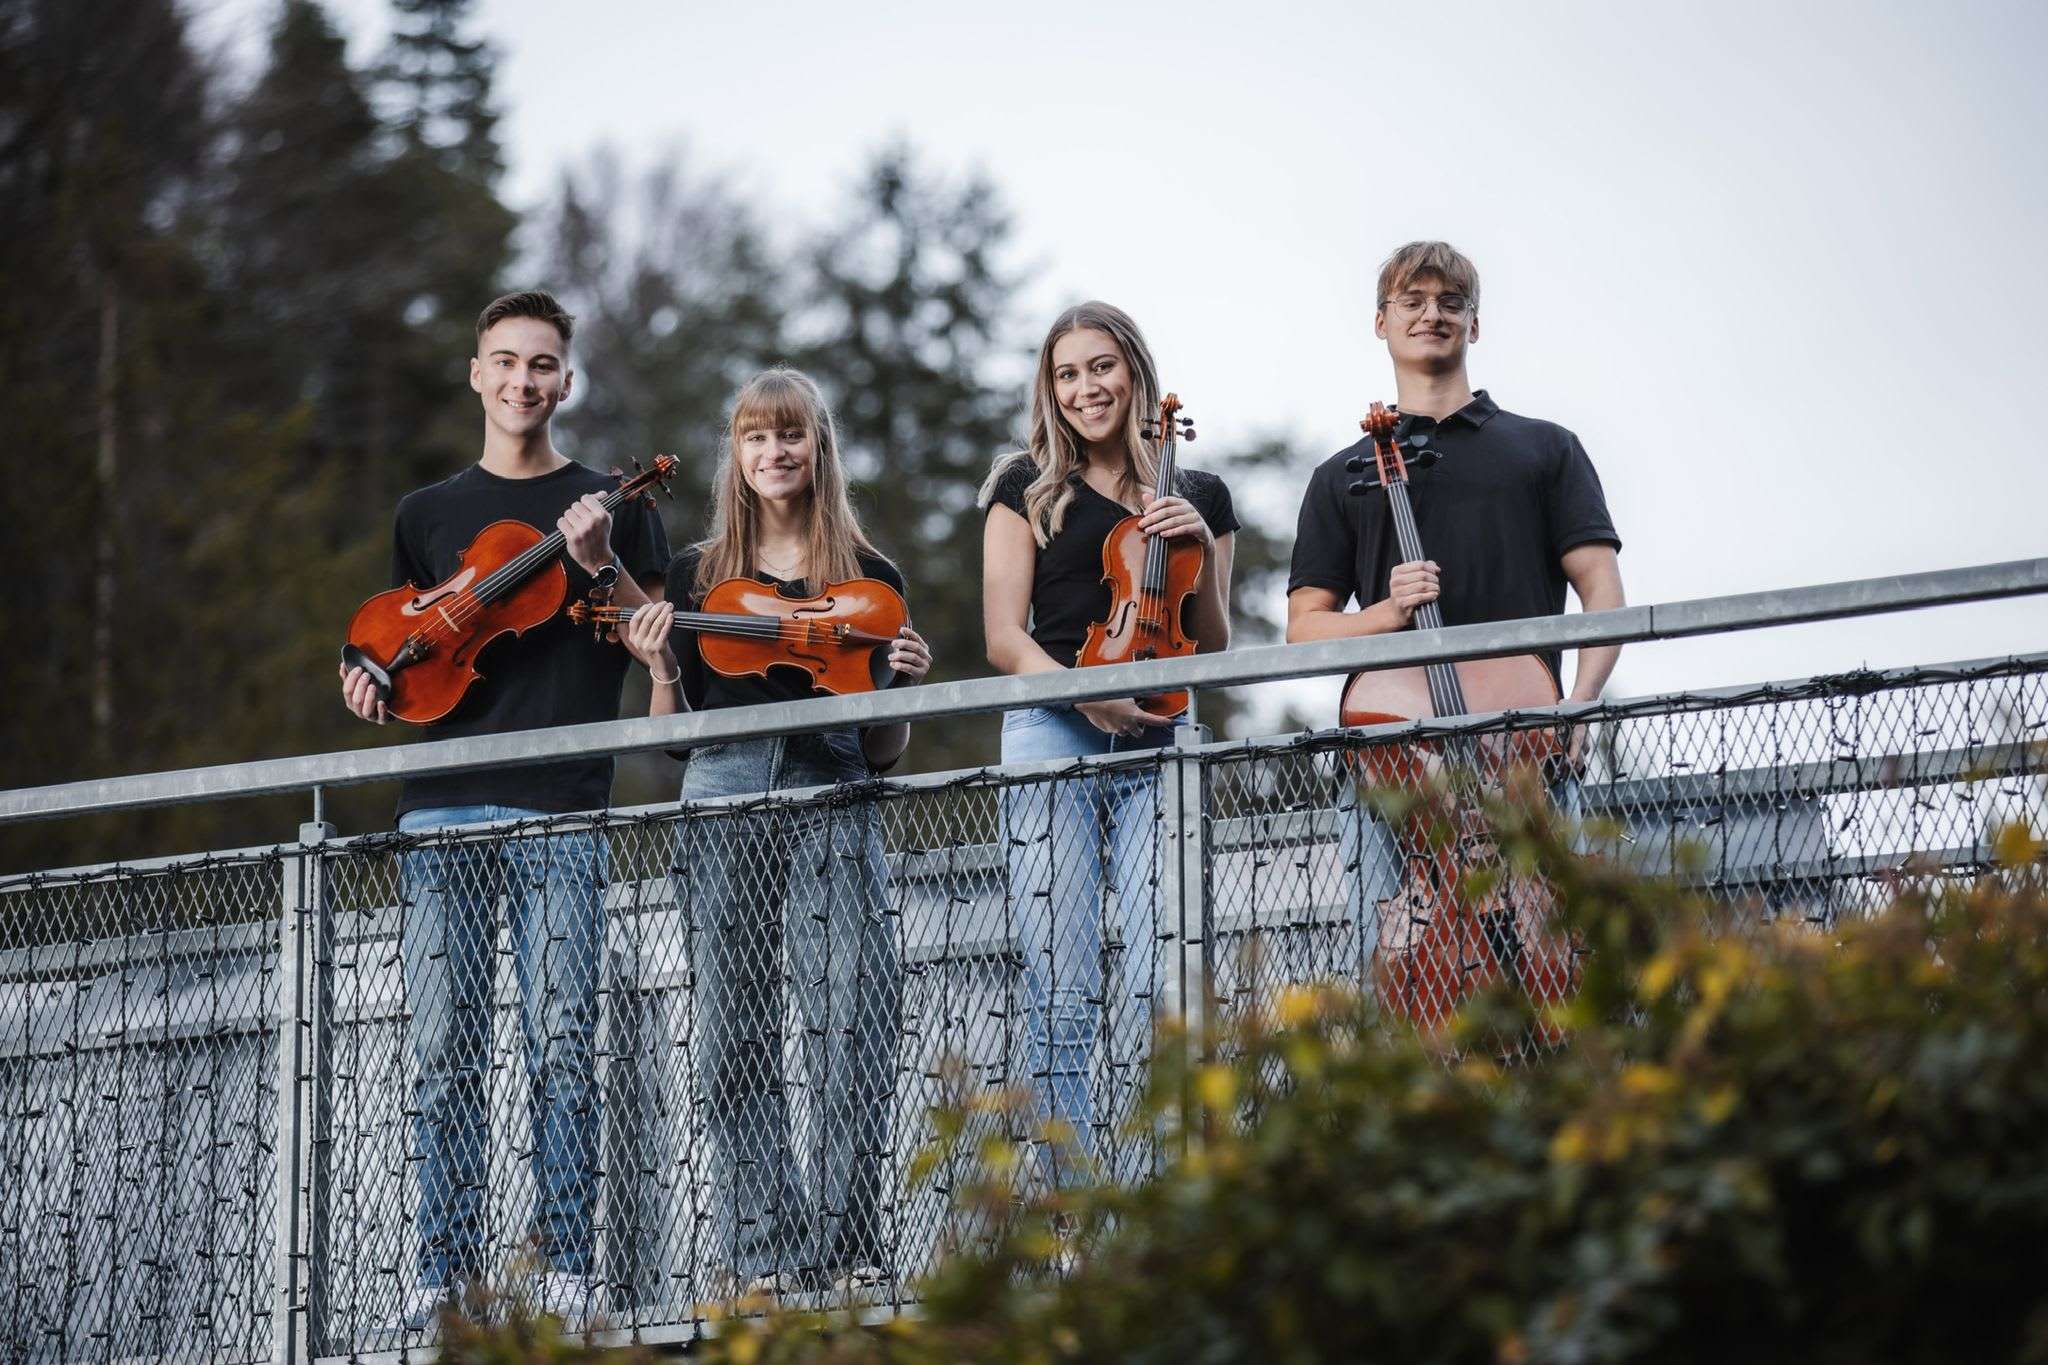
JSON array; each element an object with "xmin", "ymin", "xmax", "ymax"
[
  {"xmin": 343, "ymin": 520, "xmax": 564, "ymax": 724},
  {"xmin": 1340, "ymin": 405, "xmax": 1578, "ymax": 1037}
]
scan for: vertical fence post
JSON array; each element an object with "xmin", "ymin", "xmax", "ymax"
[
  {"xmin": 273, "ymin": 821, "xmax": 332, "ymax": 1365},
  {"xmin": 1161, "ymin": 722, "xmax": 1210, "ymax": 1157}
]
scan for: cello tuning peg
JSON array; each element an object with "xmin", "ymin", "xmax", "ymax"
[
  {"xmin": 1344, "ymin": 456, "xmax": 1367, "ymax": 474},
  {"xmin": 1347, "ymin": 479, "xmax": 1371, "ymax": 497},
  {"xmin": 1181, "ymin": 428, "xmax": 1195, "ymax": 441}
]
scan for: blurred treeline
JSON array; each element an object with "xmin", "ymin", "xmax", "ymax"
[{"xmin": 0, "ymin": 0, "xmax": 1301, "ymax": 874}]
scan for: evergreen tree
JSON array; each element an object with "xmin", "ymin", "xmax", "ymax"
[
  {"xmin": 537, "ymin": 147, "xmax": 787, "ymax": 805},
  {"xmin": 793, "ymin": 145, "xmax": 1027, "ymax": 772},
  {"xmin": 373, "ymin": 0, "xmax": 516, "ymax": 494},
  {"xmin": 0, "ymin": 0, "xmax": 226, "ymax": 873}
]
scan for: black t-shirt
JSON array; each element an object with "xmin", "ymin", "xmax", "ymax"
[
  {"xmin": 986, "ymin": 460, "xmax": 1241, "ymax": 668},
  {"xmin": 664, "ymin": 546, "xmax": 909, "ymax": 713},
  {"xmin": 390, "ymin": 460, "xmax": 670, "ymax": 818},
  {"xmin": 1287, "ymin": 391, "xmax": 1619, "ymax": 685}
]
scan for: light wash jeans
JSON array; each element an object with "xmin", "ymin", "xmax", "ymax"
[
  {"xmin": 677, "ymin": 731, "xmax": 901, "ymax": 1283},
  {"xmin": 998, "ymin": 704, "xmax": 1172, "ymax": 1188},
  {"xmin": 397, "ymin": 804, "xmax": 603, "ymax": 1286}
]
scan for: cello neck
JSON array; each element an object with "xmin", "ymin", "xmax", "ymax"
[{"xmin": 1363, "ymin": 402, "xmax": 1465, "ymax": 716}]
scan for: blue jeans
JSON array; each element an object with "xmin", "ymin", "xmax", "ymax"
[
  {"xmin": 998, "ymin": 704, "xmax": 1171, "ymax": 1187},
  {"xmin": 677, "ymin": 732, "xmax": 901, "ymax": 1281},
  {"xmin": 397, "ymin": 804, "xmax": 604, "ymax": 1286}
]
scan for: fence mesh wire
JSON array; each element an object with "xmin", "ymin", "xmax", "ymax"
[
  {"xmin": 0, "ymin": 851, "xmax": 286, "ymax": 1365},
  {"xmin": 1, "ymin": 657, "xmax": 2043, "ymax": 1361}
]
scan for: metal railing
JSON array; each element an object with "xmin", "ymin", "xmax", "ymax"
[{"xmin": 0, "ymin": 558, "xmax": 2042, "ymax": 1364}]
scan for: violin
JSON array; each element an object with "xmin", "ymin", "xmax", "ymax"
[
  {"xmin": 1075, "ymin": 392, "xmax": 1202, "ymax": 718},
  {"xmin": 1339, "ymin": 403, "xmax": 1575, "ymax": 1034},
  {"xmin": 570, "ymin": 574, "xmax": 908, "ymax": 696},
  {"xmin": 340, "ymin": 455, "xmax": 678, "ymax": 724}
]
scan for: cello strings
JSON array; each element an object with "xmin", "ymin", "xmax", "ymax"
[{"xmin": 1385, "ymin": 476, "xmax": 1465, "ymax": 721}]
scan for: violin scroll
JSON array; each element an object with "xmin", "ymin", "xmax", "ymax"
[
  {"xmin": 1139, "ymin": 392, "xmax": 1195, "ymax": 443},
  {"xmin": 612, "ymin": 453, "xmax": 680, "ymax": 504}
]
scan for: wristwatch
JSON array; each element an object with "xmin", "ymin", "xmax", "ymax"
[{"xmin": 587, "ymin": 561, "xmax": 620, "ymax": 595}]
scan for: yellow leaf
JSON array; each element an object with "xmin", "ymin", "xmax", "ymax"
[
  {"xmin": 1697, "ymin": 1085, "xmax": 1739, "ymax": 1124},
  {"xmin": 1619, "ymin": 1064, "xmax": 1678, "ymax": 1100},
  {"xmin": 1275, "ymin": 985, "xmax": 1322, "ymax": 1028},
  {"xmin": 1195, "ymin": 1064, "xmax": 1237, "ymax": 1111},
  {"xmin": 1994, "ymin": 821, "xmax": 2042, "ymax": 869},
  {"xmin": 1640, "ymin": 949, "xmax": 1682, "ymax": 999}
]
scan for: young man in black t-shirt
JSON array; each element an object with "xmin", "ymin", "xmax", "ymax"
[
  {"xmin": 1286, "ymin": 242, "xmax": 1624, "ymax": 1000},
  {"xmin": 338, "ymin": 291, "xmax": 670, "ymax": 1333}
]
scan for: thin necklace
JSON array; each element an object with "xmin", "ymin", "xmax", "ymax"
[{"xmin": 757, "ymin": 547, "xmax": 805, "ymax": 579}]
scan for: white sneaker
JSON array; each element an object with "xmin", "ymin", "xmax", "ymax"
[{"xmin": 535, "ymin": 1270, "xmax": 601, "ymax": 1328}]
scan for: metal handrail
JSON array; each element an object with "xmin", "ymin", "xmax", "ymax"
[{"xmin": 2, "ymin": 557, "xmax": 2042, "ymax": 825}]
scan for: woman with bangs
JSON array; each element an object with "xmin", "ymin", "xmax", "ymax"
[
  {"xmin": 978, "ymin": 302, "xmax": 1239, "ymax": 1188},
  {"xmin": 623, "ymin": 367, "xmax": 930, "ymax": 1298}
]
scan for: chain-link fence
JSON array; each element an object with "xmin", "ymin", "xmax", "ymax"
[
  {"xmin": 2, "ymin": 654, "xmax": 2043, "ymax": 1361},
  {"xmin": 0, "ymin": 849, "xmax": 293, "ymax": 1364}
]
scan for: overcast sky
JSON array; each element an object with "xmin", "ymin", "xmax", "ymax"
[{"xmin": 204, "ymin": 0, "xmax": 2047, "ymax": 713}]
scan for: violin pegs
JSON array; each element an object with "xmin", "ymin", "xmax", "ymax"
[
  {"xmin": 1345, "ymin": 456, "xmax": 1367, "ymax": 473},
  {"xmin": 1347, "ymin": 480, "xmax": 1371, "ymax": 497},
  {"xmin": 1181, "ymin": 428, "xmax": 1195, "ymax": 441}
]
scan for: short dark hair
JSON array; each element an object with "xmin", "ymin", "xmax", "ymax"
[{"xmin": 475, "ymin": 290, "xmax": 575, "ymax": 348}]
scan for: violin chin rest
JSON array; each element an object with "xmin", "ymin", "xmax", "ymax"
[
  {"xmin": 339, "ymin": 644, "xmax": 394, "ymax": 702},
  {"xmin": 870, "ymin": 648, "xmax": 899, "ymax": 693}
]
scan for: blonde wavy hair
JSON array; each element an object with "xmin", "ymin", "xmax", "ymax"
[
  {"xmin": 693, "ymin": 367, "xmax": 883, "ymax": 599},
  {"xmin": 976, "ymin": 301, "xmax": 1161, "ymax": 548}
]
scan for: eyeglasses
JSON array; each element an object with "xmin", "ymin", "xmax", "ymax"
[{"xmin": 1382, "ymin": 292, "xmax": 1473, "ymax": 319}]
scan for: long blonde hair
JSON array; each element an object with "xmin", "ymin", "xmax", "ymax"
[
  {"xmin": 693, "ymin": 367, "xmax": 884, "ymax": 599},
  {"xmin": 975, "ymin": 301, "xmax": 1161, "ymax": 548}
]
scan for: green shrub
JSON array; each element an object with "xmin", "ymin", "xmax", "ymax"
[{"xmin": 451, "ymin": 807, "xmax": 2048, "ymax": 1365}]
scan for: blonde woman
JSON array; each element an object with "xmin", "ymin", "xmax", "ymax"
[
  {"xmin": 978, "ymin": 302, "xmax": 1238, "ymax": 1187},
  {"xmin": 624, "ymin": 368, "xmax": 929, "ymax": 1296}
]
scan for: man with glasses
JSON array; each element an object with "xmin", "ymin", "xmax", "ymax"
[{"xmin": 1284, "ymin": 240, "xmax": 1625, "ymax": 1014}]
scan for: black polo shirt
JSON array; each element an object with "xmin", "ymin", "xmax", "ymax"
[{"xmin": 1287, "ymin": 390, "xmax": 1619, "ymax": 685}]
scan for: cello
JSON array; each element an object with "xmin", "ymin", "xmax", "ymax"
[
  {"xmin": 341, "ymin": 455, "xmax": 679, "ymax": 724},
  {"xmin": 1339, "ymin": 403, "xmax": 1576, "ymax": 1034},
  {"xmin": 568, "ymin": 574, "xmax": 909, "ymax": 696},
  {"xmin": 1075, "ymin": 392, "xmax": 1201, "ymax": 718}
]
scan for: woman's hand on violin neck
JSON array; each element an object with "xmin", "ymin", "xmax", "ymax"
[
  {"xmin": 620, "ymin": 600, "xmax": 678, "ymax": 674},
  {"xmin": 558, "ymin": 492, "xmax": 617, "ymax": 574},
  {"xmin": 887, "ymin": 625, "xmax": 933, "ymax": 684},
  {"xmin": 1138, "ymin": 493, "xmax": 1213, "ymax": 547},
  {"xmin": 1076, "ymin": 697, "xmax": 1176, "ymax": 738}
]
